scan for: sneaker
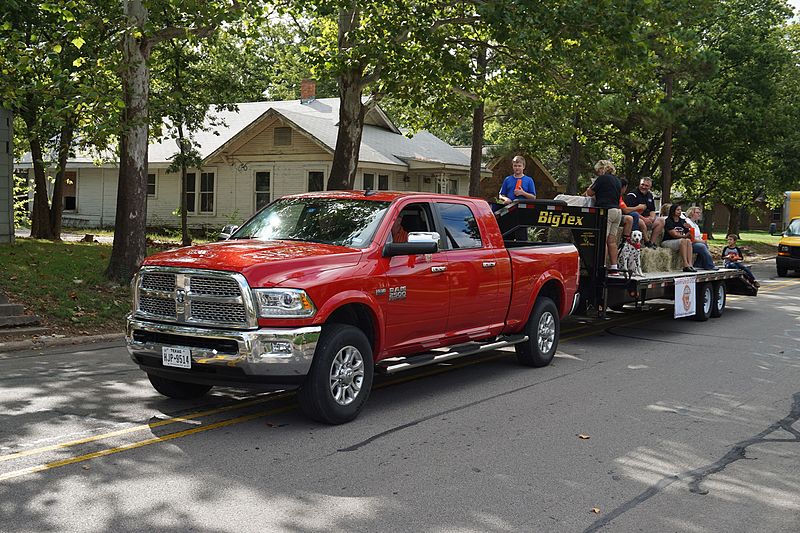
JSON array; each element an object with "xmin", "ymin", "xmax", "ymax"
[
  {"xmin": 683, "ymin": 266, "xmax": 697, "ymax": 273},
  {"xmin": 753, "ymin": 280, "xmax": 761, "ymax": 288},
  {"xmin": 645, "ymin": 242, "xmax": 658, "ymax": 249}
]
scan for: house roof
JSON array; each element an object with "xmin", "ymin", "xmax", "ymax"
[{"xmin": 17, "ymin": 98, "xmax": 473, "ymax": 172}]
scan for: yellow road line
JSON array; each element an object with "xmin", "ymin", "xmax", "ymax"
[
  {"xmin": 0, "ymin": 405, "xmax": 295, "ymax": 482},
  {"xmin": 0, "ymin": 392, "xmax": 293, "ymax": 463}
]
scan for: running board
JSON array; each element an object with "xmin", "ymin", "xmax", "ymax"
[{"xmin": 376, "ymin": 334, "xmax": 528, "ymax": 375}]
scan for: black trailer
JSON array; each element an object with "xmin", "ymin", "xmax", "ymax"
[{"xmin": 494, "ymin": 199, "xmax": 757, "ymax": 320}]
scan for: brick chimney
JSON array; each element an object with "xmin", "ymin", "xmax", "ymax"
[{"xmin": 300, "ymin": 79, "xmax": 316, "ymax": 104}]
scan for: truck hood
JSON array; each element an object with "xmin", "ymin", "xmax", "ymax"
[
  {"xmin": 779, "ymin": 236, "xmax": 800, "ymax": 246},
  {"xmin": 143, "ymin": 240, "xmax": 363, "ymax": 287}
]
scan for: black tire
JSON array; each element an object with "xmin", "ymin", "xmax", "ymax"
[
  {"xmin": 692, "ymin": 282, "xmax": 713, "ymax": 322},
  {"xmin": 777, "ymin": 264, "xmax": 788, "ymax": 277},
  {"xmin": 710, "ymin": 281, "xmax": 726, "ymax": 318},
  {"xmin": 147, "ymin": 374, "xmax": 212, "ymax": 399},
  {"xmin": 298, "ymin": 324, "xmax": 374, "ymax": 424},
  {"xmin": 515, "ymin": 297, "xmax": 559, "ymax": 367}
]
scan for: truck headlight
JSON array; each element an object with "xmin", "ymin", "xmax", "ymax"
[
  {"xmin": 779, "ymin": 244, "xmax": 789, "ymax": 252},
  {"xmin": 253, "ymin": 289, "xmax": 316, "ymax": 318}
]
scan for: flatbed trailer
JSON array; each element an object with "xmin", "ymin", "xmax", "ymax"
[{"xmin": 494, "ymin": 199, "xmax": 757, "ymax": 320}]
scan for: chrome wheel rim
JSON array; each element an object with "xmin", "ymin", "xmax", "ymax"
[
  {"xmin": 716, "ymin": 285, "xmax": 725, "ymax": 310},
  {"xmin": 329, "ymin": 345, "xmax": 365, "ymax": 406},
  {"xmin": 704, "ymin": 286, "xmax": 713, "ymax": 315},
  {"xmin": 537, "ymin": 311, "xmax": 556, "ymax": 354}
]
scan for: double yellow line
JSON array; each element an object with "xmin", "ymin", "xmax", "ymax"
[{"xmin": 1, "ymin": 280, "xmax": 795, "ymax": 482}]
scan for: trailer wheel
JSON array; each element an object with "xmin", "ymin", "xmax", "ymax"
[
  {"xmin": 516, "ymin": 297, "xmax": 559, "ymax": 367},
  {"xmin": 297, "ymin": 324, "xmax": 374, "ymax": 425},
  {"xmin": 692, "ymin": 282, "xmax": 713, "ymax": 322},
  {"xmin": 777, "ymin": 264, "xmax": 788, "ymax": 277},
  {"xmin": 147, "ymin": 374, "xmax": 213, "ymax": 399},
  {"xmin": 711, "ymin": 281, "xmax": 726, "ymax": 318}
]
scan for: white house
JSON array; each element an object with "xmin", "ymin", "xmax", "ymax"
[{"xmin": 16, "ymin": 96, "xmax": 488, "ymax": 229}]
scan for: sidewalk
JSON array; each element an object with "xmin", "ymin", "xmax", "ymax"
[
  {"xmin": 0, "ymin": 332, "xmax": 126, "ymax": 355},
  {"xmin": 14, "ymin": 228, "xmax": 114, "ymax": 244}
]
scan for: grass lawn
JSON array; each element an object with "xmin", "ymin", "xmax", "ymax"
[
  {"xmin": 707, "ymin": 230, "xmax": 780, "ymax": 256},
  {"xmin": 0, "ymin": 239, "xmax": 130, "ymax": 335}
]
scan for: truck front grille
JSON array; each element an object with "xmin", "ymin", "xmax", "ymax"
[
  {"xmin": 190, "ymin": 300, "xmax": 247, "ymax": 323},
  {"xmin": 139, "ymin": 296, "xmax": 177, "ymax": 318},
  {"xmin": 190, "ymin": 276, "xmax": 241, "ymax": 296},
  {"xmin": 141, "ymin": 272, "xmax": 176, "ymax": 292},
  {"xmin": 135, "ymin": 268, "xmax": 256, "ymax": 329}
]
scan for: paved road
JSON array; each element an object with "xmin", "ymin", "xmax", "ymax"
[{"xmin": 1, "ymin": 261, "xmax": 798, "ymax": 532}]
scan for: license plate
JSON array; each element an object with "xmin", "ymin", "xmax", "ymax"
[{"xmin": 162, "ymin": 346, "xmax": 191, "ymax": 369}]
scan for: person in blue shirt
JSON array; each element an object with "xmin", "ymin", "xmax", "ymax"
[{"xmin": 499, "ymin": 155, "xmax": 536, "ymax": 204}]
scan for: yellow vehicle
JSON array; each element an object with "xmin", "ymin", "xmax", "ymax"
[
  {"xmin": 777, "ymin": 219, "xmax": 800, "ymax": 276},
  {"xmin": 782, "ymin": 191, "xmax": 800, "ymax": 230}
]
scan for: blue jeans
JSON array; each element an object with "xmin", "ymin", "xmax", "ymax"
[
  {"xmin": 629, "ymin": 211, "xmax": 641, "ymax": 232},
  {"xmin": 725, "ymin": 260, "xmax": 756, "ymax": 282},
  {"xmin": 692, "ymin": 242, "xmax": 715, "ymax": 269}
]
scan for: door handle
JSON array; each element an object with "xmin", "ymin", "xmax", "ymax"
[
  {"xmin": 431, "ymin": 266, "xmax": 447, "ymax": 273},
  {"xmin": 482, "ymin": 261, "xmax": 496, "ymax": 268}
]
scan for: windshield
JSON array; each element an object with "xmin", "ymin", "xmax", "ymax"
[
  {"xmin": 232, "ymin": 198, "xmax": 391, "ymax": 248},
  {"xmin": 788, "ymin": 219, "xmax": 800, "ymax": 236}
]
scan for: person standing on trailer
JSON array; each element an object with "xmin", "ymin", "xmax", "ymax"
[
  {"xmin": 585, "ymin": 160, "xmax": 622, "ymax": 275},
  {"xmin": 499, "ymin": 155, "xmax": 537, "ymax": 204}
]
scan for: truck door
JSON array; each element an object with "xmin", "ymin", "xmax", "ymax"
[
  {"xmin": 380, "ymin": 202, "xmax": 451, "ymax": 355},
  {"xmin": 434, "ymin": 201, "xmax": 506, "ymax": 337}
]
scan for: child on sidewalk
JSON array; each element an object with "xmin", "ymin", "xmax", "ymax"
[{"xmin": 722, "ymin": 234, "xmax": 760, "ymax": 287}]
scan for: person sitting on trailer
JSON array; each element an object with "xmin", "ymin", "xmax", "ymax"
[
  {"xmin": 619, "ymin": 178, "xmax": 646, "ymax": 241},
  {"xmin": 625, "ymin": 177, "xmax": 664, "ymax": 248},
  {"xmin": 661, "ymin": 204, "xmax": 698, "ymax": 273},
  {"xmin": 722, "ymin": 233, "xmax": 760, "ymax": 287},
  {"xmin": 585, "ymin": 160, "xmax": 622, "ymax": 275}
]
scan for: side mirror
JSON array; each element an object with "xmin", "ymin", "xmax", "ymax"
[
  {"xmin": 382, "ymin": 241, "xmax": 438, "ymax": 257},
  {"xmin": 218, "ymin": 224, "xmax": 239, "ymax": 241}
]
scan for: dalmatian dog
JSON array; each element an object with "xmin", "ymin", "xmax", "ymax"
[{"xmin": 619, "ymin": 230, "xmax": 643, "ymax": 277}]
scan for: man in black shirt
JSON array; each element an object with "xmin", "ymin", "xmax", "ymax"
[
  {"xmin": 585, "ymin": 160, "xmax": 622, "ymax": 274},
  {"xmin": 625, "ymin": 177, "xmax": 664, "ymax": 248}
]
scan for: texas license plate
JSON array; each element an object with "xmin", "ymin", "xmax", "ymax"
[{"xmin": 162, "ymin": 346, "xmax": 191, "ymax": 369}]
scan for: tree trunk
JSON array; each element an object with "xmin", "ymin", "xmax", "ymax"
[
  {"xmin": 50, "ymin": 118, "xmax": 75, "ymax": 240},
  {"xmin": 725, "ymin": 204, "xmax": 740, "ymax": 237},
  {"xmin": 469, "ymin": 101, "xmax": 485, "ymax": 198},
  {"xmin": 661, "ymin": 72, "xmax": 674, "ymax": 203},
  {"xmin": 27, "ymin": 135, "xmax": 54, "ymax": 240},
  {"xmin": 328, "ymin": 68, "xmax": 365, "ymax": 190},
  {"xmin": 701, "ymin": 205, "xmax": 714, "ymax": 240},
  {"xmin": 566, "ymin": 113, "xmax": 581, "ymax": 195},
  {"xmin": 468, "ymin": 46, "xmax": 487, "ymax": 198},
  {"xmin": 177, "ymin": 128, "xmax": 191, "ymax": 247},
  {"xmin": 106, "ymin": 0, "xmax": 150, "ymax": 283}
]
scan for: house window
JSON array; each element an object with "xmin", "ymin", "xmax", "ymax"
[
  {"xmin": 437, "ymin": 178, "xmax": 458, "ymax": 195},
  {"xmin": 363, "ymin": 173, "xmax": 374, "ymax": 190},
  {"xmin": 771, "ymin": 208, "xmax": 782, "ymax": 222},
  {"xmin": 186, "ymin": 172, "xmax": 196, "ymax": 213},
  {"xmin": 185, "ymin": 171, "xmax": 215, "ymax": 213},
  {"xmin": 378, "ymin": 174, "xmax": 389, "ymax": 190},
  {"xmin": 200, "ymin": 172, "xmax": 214, "ymax": 212},
  {"xmin": 255, "ymin": 171, "xmax": 271, "ymax": 210},
  {"xmin": 308, "ymin": 171, "xmax": 324, "ymax": 192},
  {"xmin": 274, "ymin": 127, "xmax": 292, "ymax": 146},
  {"xmin": 147, "ymin": 173, "xmax": 156, "ymax": 197},
  {"xmin": 63, "ymin": 171, "xmax": 77, "ymax": 211}
]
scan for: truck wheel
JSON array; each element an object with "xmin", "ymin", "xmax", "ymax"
[
  {"xmin": 777, "ymin": 265, "xmax": 788, "ymax": 277},
  {"xmin": 692, "ymin": 282, "xmax": 713, "ymax": 322},
  {"xmin": 515, "ymin": 297, "xmax": 559, "ymax": 367},
  {"xmin": 710, "ymin": 281, "xmax": 726, "ymax": 318},
  {"xmin": 147, "ymin": 374, "xmax": 212, "ymax": 399},
  {"xmin": 298, "ymin": 324, "xmax": 374, "ymax": 424}
]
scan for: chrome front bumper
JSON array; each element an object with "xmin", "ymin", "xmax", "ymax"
[{"xmin": 126, "ymin": 316, "xmax": 321, "ymax": 379}]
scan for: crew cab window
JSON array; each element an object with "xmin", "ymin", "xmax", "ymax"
[
  {"xmin": 388, "ymin": 203, "xmax": 435, "ymax": 243},
  {"xmin": 438, "ymin": 202, "xmax": 482, "ymax": 249}
]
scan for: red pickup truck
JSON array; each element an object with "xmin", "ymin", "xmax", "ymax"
[{"xmin": 127, "ymin": 191, "xmax": 579, "ymax": 423}]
